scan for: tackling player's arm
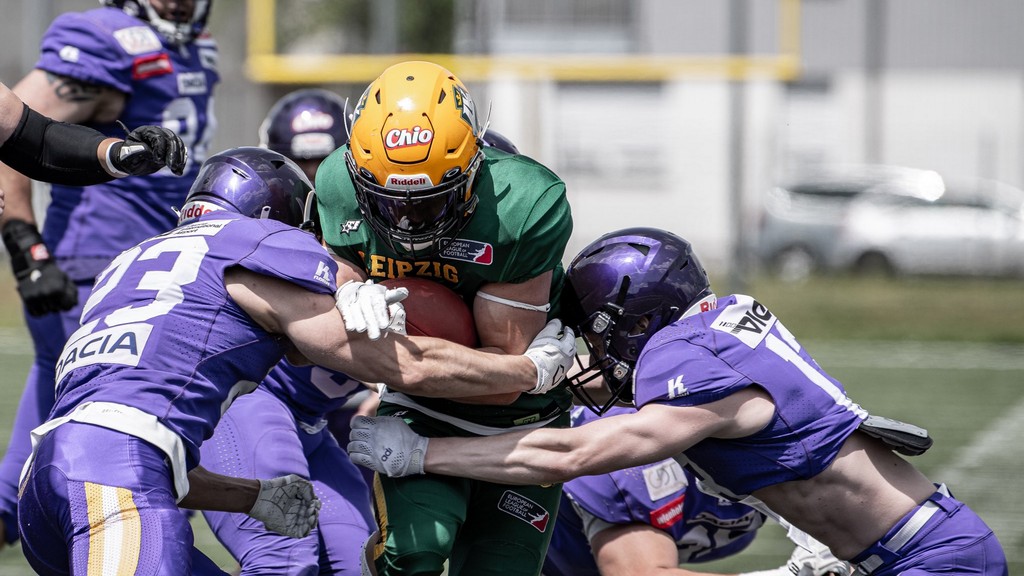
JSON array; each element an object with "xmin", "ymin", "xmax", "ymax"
[
  {"xmin": 180, "ymin": 465, "xmax": 260, "ymax": 513},
  {"xmin": 224, "ymin": 266, "xmax": 571, "ymax": 398},
  {"xmin": 412, "ymin": 394, "xmax": 769, "ymax": 484},
  {"xmin": 183, "ymin": 465, "xmax": 321, "ymax": 539}
]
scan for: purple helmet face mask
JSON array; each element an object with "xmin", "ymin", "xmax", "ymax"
[
  {"xmin": 179, "ymin": 147, "xmax": 312, "ymax": 228},
  {"xmin": 105, "ymin": 0, "xmax": 212, "ymax": 45},
  {"xmin": 564, "ymin": 227, "xmax": 712, "ymax": 414}
]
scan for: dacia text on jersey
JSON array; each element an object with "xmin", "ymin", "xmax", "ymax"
[{"xmin": 55, "ymin": 323, "xmax": 153, "ymax": 387}]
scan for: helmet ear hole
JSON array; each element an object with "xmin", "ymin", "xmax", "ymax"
[{"xmin": 628, "ymin": 315, "xmax": 652, "ymax": 337}]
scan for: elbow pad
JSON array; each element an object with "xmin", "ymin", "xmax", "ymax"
[{"xmin": 0, "ymin": 103, "xmax": 112, "ymax": 186}]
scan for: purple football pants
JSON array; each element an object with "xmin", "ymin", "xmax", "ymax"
[
  {"xmin": 0, "ymin": 283, "xmax": 91, "ymax": 543},
  {"xmin": 850, "ymin": 486, "xmax": 1007, "ymax": 576},
  {"xmin": 18, "ymin": 422, "xmax": 227, "ymax": 575},
  {"xmin": 201, "ymin": 387, "xmax": 375, "ymax": 575}
]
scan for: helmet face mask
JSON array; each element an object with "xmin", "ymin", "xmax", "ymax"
[
  {"xmin": 566, "ymin": 302, "xmax": 638, "ymax": 416},
  {"xmin": 104, "ymin": 0, "xmax": 212, "ymax": 45},
  {"xmin": 345, "ymin": 148, "xmax": 482, "ymax": 256},
  {"xmin": 563, "ymin": 227, "xmax": 714, "ymax": 415},
  {"xmin": 178, "ymin": 147, "xmax": 313, "ymax": 229},
  {"xmin": 346, "ymin": 61, "xmax": 483, "ymax": 257}
]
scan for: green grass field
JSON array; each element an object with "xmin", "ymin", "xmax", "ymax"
[{"xmin": 0, "ymin": 274, "xmax": 1021, "ymax": 573}]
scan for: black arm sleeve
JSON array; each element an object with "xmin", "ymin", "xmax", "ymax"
[{"xmin": 0, "ymin": 102, "xmax": 115, "ymax": 186}]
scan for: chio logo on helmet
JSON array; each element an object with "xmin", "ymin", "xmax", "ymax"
[
  {"xmin": 385, "ymin": 127, "xmax": 433, "ymax": 149},
  {"xmin": 292, "ymin": 111, "xmax": 335, "ymax": 133}
]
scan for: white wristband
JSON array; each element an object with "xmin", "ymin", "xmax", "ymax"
[{"xmin": 103, "ymin": 141, "xmax": 130, "ymax": 178}]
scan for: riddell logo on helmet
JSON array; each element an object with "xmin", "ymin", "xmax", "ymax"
[
  {"xmin": 178, "ymin": 200, "xmax": 223, "ymax": 223},
  {"xmin": 384, "ymin": 127, "xmax": 433, "ymax": 149},
  {"xmin": 386, "ymin": 174, "xmax": 432, "ymax": 189}
]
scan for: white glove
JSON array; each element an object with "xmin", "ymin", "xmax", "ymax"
[
  {"xmin": 523, "ymin": 319, "xmax": 576, "ymax": 395},
  {"xmin": 335, "ymin": 280, "xmax": 408, "ymax": 340},
  {"xmin": 247, "ymin": 474, "xmax": 322, "ymax": 538},
  {"xmin": 786, "ymin": 544, "xmax": 852, "ymax": 576},
  {"xmin": 347, "ymin": 415, "xmax": 428, "ymax": 477}
]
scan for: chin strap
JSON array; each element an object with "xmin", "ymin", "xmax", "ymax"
[{"xmin": 476, "ymin": 290, "xmax": 551, "ymax": 313}]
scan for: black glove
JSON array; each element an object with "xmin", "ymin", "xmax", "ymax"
[
  {"xmin": 109, "ymin": 122, "xmax": 188, "ymax": 176},
  {"xmin": 1, "ymin": 219, "xmax": 78, "ymax": 317}
]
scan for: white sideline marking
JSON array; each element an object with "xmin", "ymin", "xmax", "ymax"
[
  {"xmin": 806, "ymin": 340, "xmax": 1024, "ymax": 371},
  {"xmin": 933, "ymin": 396, "xmax": 1024, "ymax": 550}
]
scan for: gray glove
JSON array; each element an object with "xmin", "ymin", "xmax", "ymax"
[
  {"xmin": 523, "ymin": 319, "xmax": 576, "ymax": 394},
  {"xmin": 348, "ymin": 415, "xmax": 428, "ymax": 477},
  {"xmin": 248, "ymin": 474, "xmax": 322, "ymax": 538}
]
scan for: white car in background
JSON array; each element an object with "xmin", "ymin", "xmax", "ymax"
[
  {"xmin": 756, "ymin": 165, "xmax": 943, "ymax": 280},
  {"xmin": 829, "ymin": 175, "xmax": 1024, "ymax": 277}
]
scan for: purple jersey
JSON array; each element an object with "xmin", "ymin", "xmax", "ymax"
[
  {"xmin": 263, "ymin": 361, "xmax": 363, "ymax": 429},
  {"xmin": 543, "ymin": 406, "xmax": 765, "ymax": 576},
  {"xmin": 36, "ymin": 7, "xmax": 219, "ymax": 281},
  {"xmin": 49, "ymin": 213, "xmax": 337, "ymax": 471},
  {"xmin": 634, "ymin": 294, "xmax": 866, "ymax": 499}
]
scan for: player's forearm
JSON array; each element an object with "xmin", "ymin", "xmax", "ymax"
[
  {"xmin": 327, "ymin": 325, "xmax": 538, "ymax": 398},
  {"xmin": 180, "ymin": 465, "xmax": 259, "ymax": 513},
  {"xmin": 425, "ymin": 429, "xmax": 577, "ymax": 485},
  {"xmin": 403, "ymin": 334, "xmax": 540, "ymax": 397},
  {"xmin": 0, "ymin": 103, "xmax": 122, "ymax": 186}
]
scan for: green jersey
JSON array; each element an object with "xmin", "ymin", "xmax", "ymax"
[{"xmin": 317, "ymin": 146, "xmax": 574, "ymax": 429}]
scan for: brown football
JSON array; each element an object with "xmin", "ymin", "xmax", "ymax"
[{"xmin": 381, "ymin": 277, "xmax": 478, "ymax": 347}]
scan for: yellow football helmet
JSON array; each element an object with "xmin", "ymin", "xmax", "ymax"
[{"xmin": 345, "ymin": 61, "xmax": 483, "ymax": 256}]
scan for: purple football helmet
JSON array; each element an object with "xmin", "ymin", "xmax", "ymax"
[
  {"xmin": 103, "ymin": 0, "xmax": 212, "ymax": 45},
  {"xmin": 480, "ymin": 129, "xmax": 520, "ymax": 155},
  {"xmin": 178, "ymin": 147, "xmax": 313, "ymax": 229},
  {"xmin": 563, "ymin": 227, "xmax": 713, "ymax": 414},
  {"xmin": 259, "ymin": 89, "xmax": 349, "ymax": 161}
]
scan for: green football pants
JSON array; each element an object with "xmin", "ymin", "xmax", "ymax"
[
  {"xmin": 370, "ymin": 406, "xmax": 567, "ymax": 576},
  {"xmin": 371, "ymin": 472, "xmax": 563, "ymax": 576}
]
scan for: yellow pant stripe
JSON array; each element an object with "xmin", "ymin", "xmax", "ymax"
[
  {"xmin": 84, "ymin": 482, "xmax": 141, "ymax": 576},
  {"xmin": 372, "ymin": 473, "xmax": 388, "ymax": 560}
]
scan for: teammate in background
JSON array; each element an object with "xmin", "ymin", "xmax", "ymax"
[
  {"xmin": 544, "ymin": 406, "xmax": 850, "ymax": 576},
  {"xmin": 315, "ymin": 60, "xmax": 574, "ymax": 576},
  {"xmin": 0, "ymin": 81, "xmax": 186, "ymax": 198},
  {"xmin": 0, "ymin": 0, "xmax": 220, "ymax": 549},
  {"xmin": 16, "ymin": 146, "xmax": 574, "ymax": 575},
  {"xmin": 200, "ymin": 88, "xmax": 378, "ymax": 574},
  {"xmin": 350, "ymin": 227, "xmax": 1008, "ymax": 576}
]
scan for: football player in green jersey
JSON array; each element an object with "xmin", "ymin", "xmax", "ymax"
[{"xmin": 315, "ymin": 60, "xmax": 574, "ymax": 576}]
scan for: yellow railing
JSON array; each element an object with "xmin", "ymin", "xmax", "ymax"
[{"xmin": 245, "ymin": 0, "xmax": 802, "ymax": 84}]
